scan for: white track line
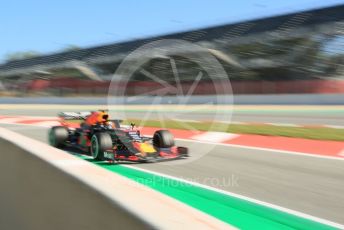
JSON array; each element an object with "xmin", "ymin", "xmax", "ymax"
[
  {"xmin": 338, "ymin": 149, "xmax": 344, "ymax": 157},
  {"xmin": 191, "ymin": 132, "xmax": 239, "ymax": 143},
  {"xmin": 324, "ymin": 125, "xmax": 344, "ymax": 129},
  {"xmin": 124, "ymin": 164, "xmax": 344, "ymax": 229}
]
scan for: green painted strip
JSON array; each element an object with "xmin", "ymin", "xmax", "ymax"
[{"xmin": 78, "ymin": 156, "xmax": 337, "ymax": 230}]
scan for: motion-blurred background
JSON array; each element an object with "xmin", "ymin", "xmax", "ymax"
[{"xmin": 0, "ymin": 1, "xmax": 343, "ymax": 98}]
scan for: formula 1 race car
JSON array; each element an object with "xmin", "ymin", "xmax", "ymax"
[{"xmin": 48, "ymin": 110, "xmax": 189, "ymax": 163}]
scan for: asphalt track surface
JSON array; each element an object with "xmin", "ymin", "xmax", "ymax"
[
  {"xmin": 1, "ymin": 106, "xmax": 344, "ymax": 125},
  {"xmin": 1, "ymin": 120, "xmax": 344, "ymax": 225}
]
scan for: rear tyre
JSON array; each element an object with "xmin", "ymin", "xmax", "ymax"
[
  {"xmin": 153, "ymin": 130, "xmax": 175, "ymax": 148},
  {"xmin": 91, "ymin": 132, "xmax": 113, "ymax": 160},
  {"xmin": 49, "ymin": 126, "xmax": 68, "ymax": 148}
]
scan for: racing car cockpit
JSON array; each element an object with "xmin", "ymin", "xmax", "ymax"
[{"xmin": 85, "ymin": 110, "xmax": 110, "ymax": 126}]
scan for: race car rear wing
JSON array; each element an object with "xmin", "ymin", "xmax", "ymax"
[
  {"xmin": 59, "ymin": 112, "xmax": 123, "ymax": 128},
  {"xmin": 58, "ymin": 112, "xmax": 92, "ymax": 120}
]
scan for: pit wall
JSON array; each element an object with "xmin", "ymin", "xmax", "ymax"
[{"xmin": 0, "ymin": 127, "xmax": 229, "ymax": 230}]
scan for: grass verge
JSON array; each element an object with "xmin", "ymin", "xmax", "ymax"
[{"xmin": 123, "ymin": 119, "xmax": 344, "ymax": 142}]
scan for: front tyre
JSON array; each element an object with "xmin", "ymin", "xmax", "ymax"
[
  {"xmin": 49, "ymin": 126, "xmax": 68, "ymax": 148},
  {"xmin": 153, "ymin": 130, "xmax": 175, "ymax": 148},
  {"xmin": 91, "ymin": 132, "xmax": 113, "ymax": 160}
]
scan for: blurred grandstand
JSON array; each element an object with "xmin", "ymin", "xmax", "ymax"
[{"xmin": 0, "ymin": 4, "xmax": 343, "ymax": 96}]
